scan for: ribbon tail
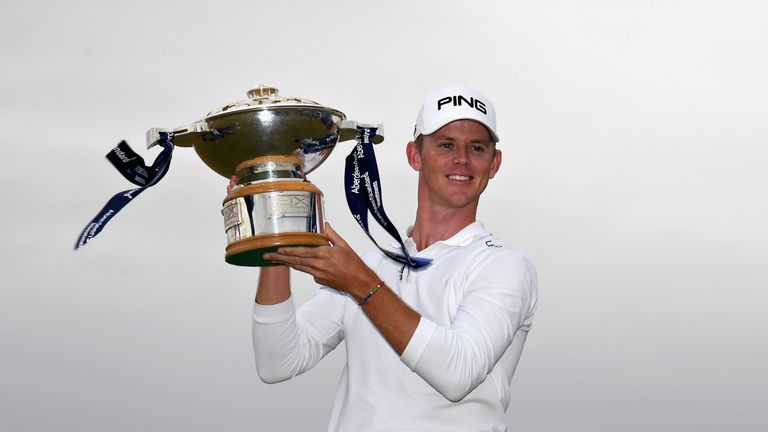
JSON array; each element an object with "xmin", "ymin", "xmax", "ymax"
[
  {"xmin": 74, "ymin": 187, "xmax": 146, "ymax": 250},
  {"xmin": 74, "ymin": 138, "xmax": 174, "ymax": 251}
]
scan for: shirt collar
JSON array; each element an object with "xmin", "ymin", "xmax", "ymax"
[{"xmin": 402, "ymin": 221, "xmax": 489, "ymax": 257}]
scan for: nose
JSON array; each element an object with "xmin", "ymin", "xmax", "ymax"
[{"xmin": 453, "ymin": 147, "xmax": 469, "ymax": 164}]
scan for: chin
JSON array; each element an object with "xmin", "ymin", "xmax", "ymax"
[{"xmin": 439, "ymin": 196, "xmax": 479, "ymax": 210}]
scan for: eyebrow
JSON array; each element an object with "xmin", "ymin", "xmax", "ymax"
[{"xmin": 434, "ymin": 135, "xmax": 491, "ymax": 144}]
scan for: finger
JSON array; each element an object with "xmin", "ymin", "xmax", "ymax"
[
  {"xmin": 264, "ymin": 254, "xmax": 303, "ymax": 267},
  {"xmin": 324, "ymin": 223, "xmax": 348, "ymax": 247},
  {"xmin": 323, "ymin": 222, "xmax": 336, "ymax": 246},
  {"xmin": 274, "ymin": 246, "xmax": 326, "ymax": 258},
  {"xmin": 262, "ymin": 251, "xmax": 298, "ymax": 262},
  {"xmin": 265, "ymin": 251, "xmax": 321, "ymax": 268},
  {"xmin": 262, "ymin": 251, "xmax": 309, "ymax": 265},
  {"xmin": 288, "ymin": 264, "xmax": 316, "ymax": 276},
  {"xmin": 262, "ymin": 252, "xmax": 279, "ymax": 262}
]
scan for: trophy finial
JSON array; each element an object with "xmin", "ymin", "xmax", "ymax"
[{"xmin": 247, "ymin": 84, "xmax": 278, "ymax": 99}]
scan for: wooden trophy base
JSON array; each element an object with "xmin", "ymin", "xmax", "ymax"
[{"xmin": 224, "ymin": 232, "xmax": 329, "ymax": 267}]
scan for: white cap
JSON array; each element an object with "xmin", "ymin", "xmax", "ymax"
[{"xmin": 413, "ymin": 83, "xmax": 498, "ymax": 142}]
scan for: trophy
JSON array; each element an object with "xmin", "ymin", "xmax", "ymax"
[{"xmin": 147, "ymin": 85, "xmax": 382, "ymax": 267}]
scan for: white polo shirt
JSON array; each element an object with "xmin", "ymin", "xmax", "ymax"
[{"xmin": 252, "ymin": 221, "xmax": 538, "ymax": 432}]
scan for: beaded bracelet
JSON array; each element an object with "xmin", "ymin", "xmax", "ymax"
[{"xmin": 359, "ymin": 281, "xmax": 384, "ymax": 306}]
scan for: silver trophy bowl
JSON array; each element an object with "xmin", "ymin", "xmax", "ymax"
[{"xmin": 147, "ymin": 85, "xmax": 382, "ymax": 266}]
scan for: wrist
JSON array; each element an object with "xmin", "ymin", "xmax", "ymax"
[
  {"xmin": 357, "ymin": 280, "xmax": 385, "ymax": 306},
  {"xmin": 256, "ymin": 265, "xmax": 291, "ymax": 305},
  {"xmin": 349, "ymin": 272, "xmax": 381, "ymax": 302}
]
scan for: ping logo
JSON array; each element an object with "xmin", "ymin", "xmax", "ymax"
[{"xmin": 437, "ymin": 95, "xmax": 487, "ymax": 115}]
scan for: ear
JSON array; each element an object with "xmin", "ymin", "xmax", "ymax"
[
  {"xmin": 406, "ymin": 141, "xmax": 422, "ymax": 171},
  {"xmin": 488, "ymin": 149, "xmax": 502, "ymax": 179}
]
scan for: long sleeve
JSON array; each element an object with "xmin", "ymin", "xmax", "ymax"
[
  {"xmin": 400, "ymin": 251, "xmax": 538, "ymax": 402},
  {"xmin": 251, "ymin": 287, "xmax": 348, "ymax": 383}
]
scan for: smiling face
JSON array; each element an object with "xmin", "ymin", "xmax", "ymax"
[{"xmin": 407, "ymin": 119, "xmax": 502, "ymax": 216}]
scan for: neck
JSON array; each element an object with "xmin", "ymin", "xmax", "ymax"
[{"xmin": 410, "ymin": 204, "xmax": 478, "ymax": 251}]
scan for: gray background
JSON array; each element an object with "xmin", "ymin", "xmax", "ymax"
[{"xmin": 2, "ymin": 0, "xmax": 766, "ymax": 430}]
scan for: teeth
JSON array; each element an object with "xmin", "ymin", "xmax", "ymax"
[{"xmin": 447, "ymin": 175, "xmax": 470, "ymax": 181}]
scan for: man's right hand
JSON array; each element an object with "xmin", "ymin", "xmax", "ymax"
[{"xmin": 227, "ymin": 176, "xmax": 237, "ymax": 194}]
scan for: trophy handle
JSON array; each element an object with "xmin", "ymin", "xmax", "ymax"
[
  {"xmin": 339, "ymin": 120, "xmax": 384, "ymax": 144},
  {"xmin": 146, "ymin": 122, "xmax": 210, "ymax": 149}
]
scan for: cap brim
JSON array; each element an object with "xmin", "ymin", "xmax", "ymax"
[{"xmin": 419, "ymin": 117, "xmax": 499, "ymax": 143}]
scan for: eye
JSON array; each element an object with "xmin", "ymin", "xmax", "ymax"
[
  {"xmin": 470, "ymin": 144, "xmax": 487, "ymax": 153},
  {"xmin": 439, "ymin": 142, "xmax": 454, "ymax": 149}
]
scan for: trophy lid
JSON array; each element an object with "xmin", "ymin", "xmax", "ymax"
[{"xmin": 203, "ymin": 84, "xmax": 331, "ymax": 120}]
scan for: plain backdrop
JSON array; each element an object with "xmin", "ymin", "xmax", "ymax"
[{"xmin": 1, "ymin": 1, "xmax": 766, "ymax": 431}]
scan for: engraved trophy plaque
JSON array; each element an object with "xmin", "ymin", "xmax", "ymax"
[{"xmin": 147, "ymin": 85, "xmax": 382, "ymax": 266}]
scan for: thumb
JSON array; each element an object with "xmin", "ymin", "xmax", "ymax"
[{"xmin": 324, "ymin": 222, "xmax": 347, "ymax": 247}]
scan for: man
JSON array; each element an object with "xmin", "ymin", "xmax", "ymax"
[{"xmin": 250, "ymin": 84, "xmax": 538, "ymax": 432}]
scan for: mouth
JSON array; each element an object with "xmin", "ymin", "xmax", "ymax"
[{"xmin": 446, "ymin": 175, "xmax": 472, "ymax": 181}]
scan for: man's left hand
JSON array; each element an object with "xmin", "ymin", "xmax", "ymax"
[{"xmin": 262, "ymin": 223, "xmax": 380, "ymax": 301}]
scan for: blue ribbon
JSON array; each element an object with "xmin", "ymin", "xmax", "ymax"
[
  {"xmin": 74, "ymin": 134, "xmax": 174, "ymax": 250},
  {"xmin": 344, "ymin": 126, "xmax": 431, "ymax": 269}
]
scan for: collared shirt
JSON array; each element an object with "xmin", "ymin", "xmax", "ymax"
[{"xmin": 252, "ymin": 221, "xmax": 538, "ymax": 432}]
